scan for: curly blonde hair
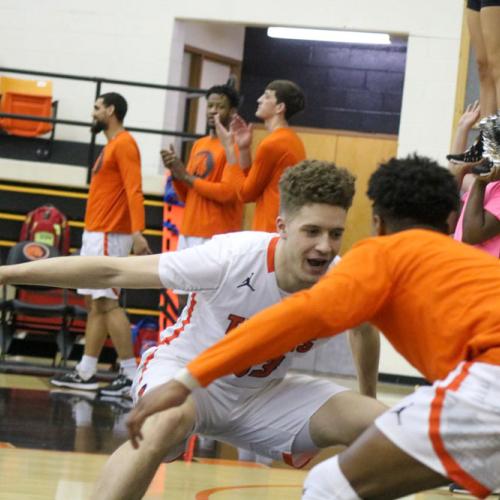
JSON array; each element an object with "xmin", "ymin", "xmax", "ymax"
[{"xmin": 279, "ymin": 160, "xmax": 356, "ymax": 217}]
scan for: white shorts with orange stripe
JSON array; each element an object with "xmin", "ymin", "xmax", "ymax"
[
  {"xmin": 132, "ymin": 346, "xmax": 347, "ymax": 466},
  {"xmin": 375, "ymin": 361, "xmax": 500, "ymax": 498},
  {"xmin": 78, "ymin": 230, "xmax": 133, "ymax": 300}
]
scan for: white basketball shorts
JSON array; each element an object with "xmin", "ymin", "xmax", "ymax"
[
  {"xmin": 133, "ymin": 344, "xmax": 348, "ymax": 467},
  {"xmin": 78, "ymin": 230, "xmax": 133, "ymax": 300},
  {"xmin": 375, "ymin": 361, "xmax": 500, "ymax": 497}
]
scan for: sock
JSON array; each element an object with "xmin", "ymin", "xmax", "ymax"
[
  {"xmin": 73, "ymin": 400, "xmax": 93, "ymax": 427},
  {"xmin": 238, "ymin": 448, "xmax": 257, "ymax": 462},
  {"xmin": 76, "ymin": 355, "xmax": 98, "ymax": 380},
  {"xmin": 302, "ymin": 456, "xmax": 360, "ymax": 500},
  {"xmin": 119, "ymin": 357, "xmax": 137, "ymax": 380}
]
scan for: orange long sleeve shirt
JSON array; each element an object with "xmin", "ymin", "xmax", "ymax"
[
  {"xmin": 84, "ymin": 130, "xmax": 145, "ymax": 233},
  {"xmin": 227, "ymin": 127, "xmax": 306, "ymax": 232},
  {"xmin": 173, "ymin": 136, "xmax": 243, "ymax": 238},
  {"xmin": 187, "ymin": 229, "xmax": 500, "ymax": 387}
]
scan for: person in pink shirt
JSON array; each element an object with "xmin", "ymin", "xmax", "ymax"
[
  {"xmin": 453, "ymin": 171, "xmax": 500, "ymax": 257},
  {"xmin": 448, "ymin": 101, "xmax": 500, "ymax": 257}
]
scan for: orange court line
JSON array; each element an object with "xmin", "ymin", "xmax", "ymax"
[
  {"xmin": 196, "ymin": 457, "xmax": 268, "ymax": 468},
  {"xmin": 196, "ymin": 484, "xmax": 303, "ymax": 499}
]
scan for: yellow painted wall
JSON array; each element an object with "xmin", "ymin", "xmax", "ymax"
[{"xmin": 244, "ymin": 126, "xmax": 398, "ymax": 253}]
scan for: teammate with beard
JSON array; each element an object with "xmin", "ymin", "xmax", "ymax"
[{"xmin": 51, "ymin": 92, "xmax": 151, "ymax": 397}]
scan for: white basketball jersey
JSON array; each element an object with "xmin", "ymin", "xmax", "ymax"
[{"xmin": 157, "ymin": 231, "xmax": 330, "ymax": 388}]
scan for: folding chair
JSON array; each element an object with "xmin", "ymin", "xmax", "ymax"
[{"xmin": 0, "ymin": 241, "xmax": 81, "ymax": 365}]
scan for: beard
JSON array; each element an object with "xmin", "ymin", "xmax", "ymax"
[{"xmin": 91, "ymin": 119, "xmax": 107, "ymax": 134}]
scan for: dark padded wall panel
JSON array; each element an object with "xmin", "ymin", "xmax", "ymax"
[{"xmin": 240, "ymin": 28, "xmax": 407, "ymax": 134}]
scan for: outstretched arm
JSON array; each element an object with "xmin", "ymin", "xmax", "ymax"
[
  {"xmin": 348, "ymin": 323, "xmax": 380, "ymax": 398},
  {"xmin": 462, "ymin": 166, "xmax": 500, "ymax": 244},
  {"xmin": 0, "ymin": 254, "xmax": 162, "ymax": 290},
  {"xmin": 447, "ymin": 101, "xmax": 481, "ymax": 189}
]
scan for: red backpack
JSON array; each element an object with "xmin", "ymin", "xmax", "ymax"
[{"xmin": 20, "ymin": 204, "xmax": 71, "ymax": 255}]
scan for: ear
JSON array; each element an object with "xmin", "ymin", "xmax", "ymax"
[
  {"xmin": 276, "ymin": 215, "xmax": 287, "ymax": 238},
  {"xmin": 372, "ymin": 214, "xmax": 386, "ymax": 236},
  {"xmin": 275, "ymin": 101, "xmax": 286, "ymax": 116},
  {"xmin": 106, "ymin": 104, "xmax": 116, "ymax": 118}
]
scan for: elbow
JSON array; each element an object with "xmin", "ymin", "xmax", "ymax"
[
  {"xmin": 238, "ymin": 190, "xmax": 257, "ymax": 203},
  {"xmin": 100, "ymin": 260, "xmax": 123, "ymax": 286},
  {"xmin": 461, "ymin": 228, "xmax": 484, "ymax": 245}
]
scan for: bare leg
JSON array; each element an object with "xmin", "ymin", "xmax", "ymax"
[
  {"xmin": 92, "ymin": 398, "xmax": 196, "ymax": 500},
  {"xmin": 104, "ymin": 307, "xmax": 134, "ymax": 360},
  {"xmin": 480, "ymin": 6, "xmax": 500, "ymax": 110},
  {"xmin": 83, "ymin": 295, "xmax": 109, "ymax": 357},
  {"xmin": 339, "ymin": 426, "xmax": 448, "ymax": 499},
  {"xmin": 309, "ymin": 391, "xmax": 387, "ymax": 448},
  {"xmin": 467, "ymin": 8, "xmax": 497, "ymax": 117},
  {"xmin": 89, "ymin": 297, "xmax": 135, "ymax": 360}
]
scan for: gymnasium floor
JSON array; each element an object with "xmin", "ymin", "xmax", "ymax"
[{"xmin": 0, "ymin": 372, "xmax": 479, "ymax": 500}]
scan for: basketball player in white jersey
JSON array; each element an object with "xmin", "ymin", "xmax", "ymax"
[{"xmin": 0, "ymin": 160, "xmax": 386, "ymax": 500}]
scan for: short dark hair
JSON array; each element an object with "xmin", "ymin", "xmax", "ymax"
[
  {"xmin": 99, "ymin": 92, "xmax": 128, "ymax": 122},
  {"xmin": 367, "ymin": 154, "xmax": 459, "ymax": 232},
  {"xmin": 266, "ymin": 80, "xmax": 305, "ymax": 121},
  {"xmin": 279, "ymin": 160, "xmax": 356, "ymax": 217},
  {"xmin": 206, "ymin": 84, "xmax": 240, "ymax": 109}
]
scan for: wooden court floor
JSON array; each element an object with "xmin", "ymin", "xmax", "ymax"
[{"xmin": 0, "ymin": 373, "xmax": 481, "ymax": 500}]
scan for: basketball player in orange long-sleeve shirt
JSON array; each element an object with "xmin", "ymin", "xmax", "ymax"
[
  {"xmin": 160, "ymin": 84, "xmax": 244, "ymax": 312},
  {"xmin": 128, "ymin": 155, "xmax": 500, "ymax": 498},
  {"xmin": 52, "ymin": 92, "xmax": 151, "ymax": 397},
  {"xmin": 216, "ymin": 79, "xmax": 306, "ymax": 231}
]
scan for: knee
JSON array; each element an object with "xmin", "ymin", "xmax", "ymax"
[
  {"xmin": 476, "ymin": 57, "xmax": 492, "ymax": 82},
  {"xmin": 303, "ymin": 456, "xmax": 360, "ymax": 500},
  {"xmin": 486, "ymin": 52, "xmax": 500, "ymax": 79},
  {"xmin": 141, "ymin": 407, "xmax": 193, "ymax": 458}
]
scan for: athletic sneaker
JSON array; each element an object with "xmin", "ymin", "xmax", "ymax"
[
  {"xmin": 51, "ymin": 370, "xmax": 99, "ymax": 390},
  {"xmin": 97, "ymin": 374, "xmax": 132, "ymax": 398}
]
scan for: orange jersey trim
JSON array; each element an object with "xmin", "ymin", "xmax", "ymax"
[
  {"xmin": 267, "ymin": 236, "xmax": 279, "ymax": 272},
  {"xmin": 161, "ymin": 293, "xmax": 197, "ymax": 345},
  {"xmin": 429, "ymin": 362, "xmax": 490, "ymax": 498}
]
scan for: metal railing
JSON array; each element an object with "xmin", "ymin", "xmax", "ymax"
[{"xmin": 0, "ymin": 67, "xmax": 206, "ymax": 179}]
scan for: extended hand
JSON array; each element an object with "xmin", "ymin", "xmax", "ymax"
[
  {"xmin": 476, "ymin": 164, "xmax": 500, "ymax": 183},
  {"xmin": 448, "ymin": 159, "xmax": 479, "ymax": 177},
  {"xmin": 214, "ymin": 114, "xmax": 234, "ymax": 148},
  {"xmin": 132, "ymin": 233, "xmax": 152, "ymax": 255},
  {"xmin": 456, "ymin": 100, "xmax": 480, "ymax": 131},
  {"xmin": 126, "ymin": 380, "xmax": 191, "ymax": 448},
  {"xmin": 230, "ymin": 114, "xmax": 253, "ymax": 150},
  {"xmin": 160, "ymin": 145, "xmax": 184, "ymax": 177}
]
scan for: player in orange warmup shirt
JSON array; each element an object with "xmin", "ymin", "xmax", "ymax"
[
  {"xmin": 128, "ymin": 155, "xmax": 500, "ymax": 498},
  {"xmin": 216, "ymin": 79, "xmax": 306, "ymax": 231},
  {"xmin": 52, "ymin": 92, "xmax": 150, "ymax": 397}
]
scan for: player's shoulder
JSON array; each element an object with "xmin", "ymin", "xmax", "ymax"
[
  {"xmin": 210, "ymin": 231, "xmax": 278, "ymax": 257},
  {"xmin": 116, "ymin": 130, "xmax": 136, "ymax": 144},
  {"xmin": 114, "ymin": 130, "xmax": 140, "ymax": 152},
  {"xmin": 261, "ymin": 127, "xmax": 300, "ymax": 151}
]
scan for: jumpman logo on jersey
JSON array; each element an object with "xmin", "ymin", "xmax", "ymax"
[
  {"xmin": 237, "ymin": 273, "xmax": 256, "ymax": 292},
  {"xmin": 392, "ymin": 402, "xmax": 414, "ymax": 425}
]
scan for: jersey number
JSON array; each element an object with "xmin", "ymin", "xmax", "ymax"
[{"xmin": 225, "ymin": 314, "xmax": 286, "ymax": 378}]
